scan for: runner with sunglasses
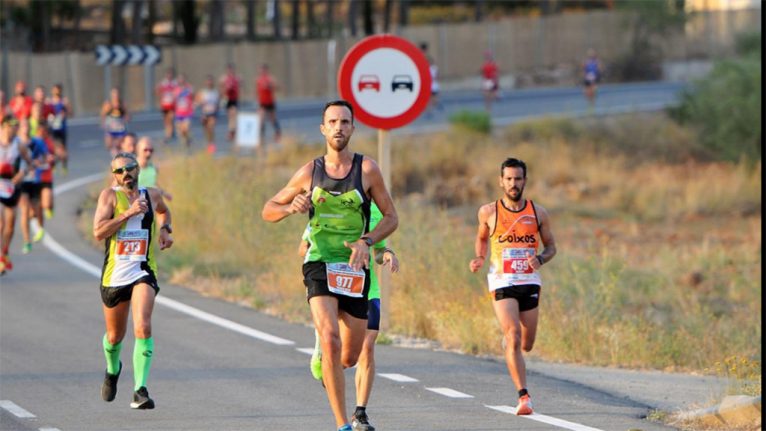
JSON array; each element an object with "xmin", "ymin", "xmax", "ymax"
[{"xmin": 93, "ymin": 151, "xmax": 173, "ymax": 410}]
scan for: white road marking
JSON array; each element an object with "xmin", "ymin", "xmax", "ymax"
[
  {"xmin": 39, "ymin": 428, "xmax": 62, "ymax": 431},
  {"xmin": 425, "ymin": 387, "xmax": 474, "ymax": 398},
  {"xmin": 0, "ymin": 400, "xmax": 35, "ymax": 418},
  {"xmin": 485, "ymin": 405, "xmax": 606, "ymax": 431},
  {"xmin": 378, "ymin": 373, "xmax": 419, "ymax": 383},
  {"xmin": 296, "ymin": 347, "xmax": 315, "ymax": 355}
]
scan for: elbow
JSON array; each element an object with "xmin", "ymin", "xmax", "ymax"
[{"xmin": 93, "ymin": 231, "xmax": 104, "ymax": 241}]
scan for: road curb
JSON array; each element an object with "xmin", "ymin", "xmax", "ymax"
[{"xmin": 675, "ymin": 395, "xmax": 761, "ymax": 428}]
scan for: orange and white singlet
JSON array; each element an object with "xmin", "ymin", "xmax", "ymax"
[{"xmin": 487, "ymin": 199, "xmax": 542, "ymax": 291}]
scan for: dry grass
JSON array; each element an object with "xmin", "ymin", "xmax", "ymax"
[{"xmin": 78, "ymin": 114, "xmax": 761, "ymax": 387}]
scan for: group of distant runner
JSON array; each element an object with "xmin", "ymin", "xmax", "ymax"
[
  {"xmin": 1, "ymin": 80, "xmax": 71, "ymax": 274},
  {"xmin": 153, "ymin": 63, "xmax": 281, "ymax": 155}
]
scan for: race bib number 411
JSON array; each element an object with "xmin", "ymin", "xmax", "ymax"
[
  {"xmin": 326, "ymin": 263, "xmax": 366, "ymax": 298},
  {"xmin": 115, "ymin": 229, "xmax": 149, "ymax": 261}
]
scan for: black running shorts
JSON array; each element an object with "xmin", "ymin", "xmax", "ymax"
[
  {"xmin": 493, "ymin": 284, "xmax": 541, "ymax": 312},
  {"xmin": 0, "ymin": 187, "xmax": 21, "ymax": 208},
  {"xmin": 303, "ymin": 261, "xmax": 369, "ymax": 320},
  {"xmin": 100, "ymin": 274, "xmax": 160, "ymax": 308}
]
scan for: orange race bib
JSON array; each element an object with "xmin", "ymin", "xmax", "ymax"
[
  {"xmin": 326, "ymin": 263, "xmax": 366, "ymax": 298},
  {"xmin": 115, "ymin": 229, "xmax": 149, "ymax": 262}
]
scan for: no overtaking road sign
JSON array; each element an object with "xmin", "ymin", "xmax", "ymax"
[{"xmin": 95, "ymin": 45, "xmax": 161, "ymax": 66}]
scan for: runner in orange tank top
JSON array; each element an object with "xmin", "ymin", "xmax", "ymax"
[{"xmin": 469, "ymin": 157, "xmax": 557, "ymax": 416}]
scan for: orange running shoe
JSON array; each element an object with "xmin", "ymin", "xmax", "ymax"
[{"xmin": 516, "ymin": 394, "xmax": 534, "ymax": 415}]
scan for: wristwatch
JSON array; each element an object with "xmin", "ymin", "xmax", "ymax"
[
  {"xmin": 160, "ymin": 223, "xmax": 173, "ymax": 234},
  {"xmin": 360, "ymin": 236, "xmax": 374, "ymax": 247}
]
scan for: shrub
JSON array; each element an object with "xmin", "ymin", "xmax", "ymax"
[{"xmin": 448, "ymin": 110, "xmax": 492, "ymax": 134}]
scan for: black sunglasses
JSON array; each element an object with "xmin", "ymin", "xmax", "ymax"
[{"xmin": 112, "ymin": 163, "xmax": 138, "ymax": 175}]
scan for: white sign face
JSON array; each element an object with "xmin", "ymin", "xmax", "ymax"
[
  {"xmin": 350, "ymin": 48, "xmax": 421, "ymax": 119},
  {"xmin": 236, "ymin": 112, "xmax": 260, "ymax": 148}
]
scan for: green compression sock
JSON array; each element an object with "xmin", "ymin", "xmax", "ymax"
[
  {"xmin": 102, "ymin": 334, "xmax": 122, "ymax": 375},
  {"xmin": 133, "ymin": 337, "xmax": 154, "ymax": 391}
]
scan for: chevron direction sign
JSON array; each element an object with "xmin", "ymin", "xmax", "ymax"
[{"xmin": 95, "ymin": 45, "xmax": 161, "ymax": 66}]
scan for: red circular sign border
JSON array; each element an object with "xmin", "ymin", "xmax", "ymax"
[{"xmin": 338, "ymin": 35, "xmax": 432, "ymax": 130}]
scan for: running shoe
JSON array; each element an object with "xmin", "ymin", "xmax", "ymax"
[
  {"xmin": 33, "ymin": 227, "xmax": 45, "ymax": 242},
  {"xmin": 0, "ymin": 257, "xmax": 5, "ymax": 275},
  {"xmin": 516, "ymin": 394, "xmax": 534, "ymax": 415},
  {"xmin": 310, "ymin": 349, "xmax": 323, "ymax": 382},
  {"xmin": 101, "ymin": 361, "xmax": 122, "ymax": 402},
  {"xmin": 22, "ymin": 243, "xmax": 32, "ymax": 254},
  {"xmin": 130, "ymin": 386, "xmax": 155, "ymax": 410},
  {"xmin": 352, "ymin": 410, "xmax": 376, "ymax": 431},
  {"xmin": 4, "ymin": 257, "xmax": 12, "ymax": 271},
  {"xmin": 337, "ymin": 425, "xmax": 352, "ymax": 431},
  {"xmin": 44, "ymin": 209, "xmax": 54, "ymax": 220}
]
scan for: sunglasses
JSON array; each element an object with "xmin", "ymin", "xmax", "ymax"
[
  {"xmin": 112, "ymin": 163, "xmax": 138, "ymax": 175},
  {"xmin": 144, "ymin": 148, "xmax": 154, "ymax": 153}
]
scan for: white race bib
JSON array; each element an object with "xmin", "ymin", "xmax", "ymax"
[
  {"xmin": 326, "ymin": 263, "xmax": 366, "ymax": 298},
  {"xmin": 0, "ymin": 179, "xmax": 14, "ymax": 199},
  {"xmin": 115, "ymin": 229, "xmax": 149, "ymax": 262}
]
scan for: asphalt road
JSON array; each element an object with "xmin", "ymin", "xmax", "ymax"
[{"xmin": 1, "ymin": 82, "xmax": 724, "ymax": 431}]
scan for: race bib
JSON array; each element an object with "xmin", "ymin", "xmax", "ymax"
[
  {"xmin": 586, "ymin": 72, "xmax": 597, "ymax": 82},
  {"xmin": 115, "ymin": 229, "xmax": 149, "ymax": 262},
  {"xmin": 50, "ymin": 113, "xmax": 64, "ymax": 130},
  {"xmin": 161, "ymin": 93, "xmax": 175, "ymax": 105},
  {"xmin": 106, "ymin": 116, "xmax": 126, "ymax": 133},
  {"xmin": 503, "ymin": 248, "xmax": 534, "ymax": 274},
  {"xmin": 177, "ymin": 97, "xmax": 191, "ymax": 111},
  {"xmin": 326, "ymin": 263, "xmax": 366, "ymax": 298},
  {"xmin": 0, "ymin": 179, "xmax": 14, "ymax": 199}
]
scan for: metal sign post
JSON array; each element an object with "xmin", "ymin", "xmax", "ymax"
[{"xmin": 378, "ymin": 128, "xmax": 392, "ymax": 330}]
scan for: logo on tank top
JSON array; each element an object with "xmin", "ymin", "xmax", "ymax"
[{"xmin": 498, "ymin": 232, "xmax": 536, "ymax": 243}]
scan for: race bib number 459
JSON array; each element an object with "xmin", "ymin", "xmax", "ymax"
[
  {"xmin": 115, "ymin": 229, "xmax": 148, "ymax": 261},
  {"xmin": 326, "ymin": 263, "xmax": 366, "ymax": 298},
  {"xmin": 503, "ymin": 248, "xmax": 534, "ymax": 274}
]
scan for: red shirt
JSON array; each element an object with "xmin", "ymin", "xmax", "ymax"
[
  {"xmin": 9, "ymin": 96, "xmax": 33, "ymax": 120},
  {"xmin": 256, "ymin": 74, "xmax": 276, "ymax": 106},
  {"xmin": 221, "ymin": 73, "xmax": 240, "ymax": 101},
  {"xmin": 481, "ymin": 61, "xmax": 498, "ymax": 81},
  {"xmin": 158, "ymin": 79, "xmax": 177, "ymax": 109}
]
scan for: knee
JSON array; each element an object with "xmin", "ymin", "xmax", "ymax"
[
  {"xmin": 504, "ymin": 330, "xmax": 522, "ymax": 352},
  {"xmin": 134, "ymin": 322, "xmax": 152, "ymax": 339},
  {"xmin": 105, "ymin": 331, "xmax": 124, "ymax": 346},
  {"xmin": 522, "ymin": 341, "xmax": 535, "ymax": 353},
  {"xmin": 342, "ymin": 350, "xmax": 360, "ymax": 369},
  {"xmin": 320, "ymin": 331, "xmax": 342, "ymax": 357}
]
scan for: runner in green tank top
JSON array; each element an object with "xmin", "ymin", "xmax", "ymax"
[
  {"xmin": 300, "ymin": 202, "xmax": 399, "ymax": 431},
  {"xmin": 262, "ymin": 100, "xmax": 398, "ymax": 431}
]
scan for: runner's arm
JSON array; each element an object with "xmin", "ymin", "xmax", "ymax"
[
  {"xmin": 469, "ymin": 204, "xmax": 492, "ymax": 273},
  {"xmin": 150, "ymin": 187, "xmax": 173, "ymax": 250},
  {"xmin": 362, "ymin": 158, "xmax": 398, "ymax": 244},
  {"xmin": 93, "ymin": 189, "xmax": 125, "ymax": 241},
  {"xmin": 261, "ymin": 161, "xmax": 313, "ymax": 222},
  {"xmin": 532, "ymin": 204, "xmax": 556, "ymax": 267}
]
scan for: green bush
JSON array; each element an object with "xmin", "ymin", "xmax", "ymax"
[
  {"xmin": 669, "ymin": 44, "xmax": 761, "ymax": 163},
  {"xmin": 448, "ymin": 110, "xmax": 492, "ymax": 134}
]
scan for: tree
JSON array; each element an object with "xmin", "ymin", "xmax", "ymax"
[
  {"xmin": 110, "ymin": 0, "xmax": 126, "ymax": 45},
  {"xmin": 146, "ymin": 0, "xmax": 156, "ymax": 43},
  {"xmin": 613, "ymin": 0, "xmax": 686, "ymax": 81},
  {"xmin": 306, "ymin": 0, "xmax": 316, "ymax": 38},
  {"xmin": 362, "ymin": 0, "xmax": 374, "ymax": 35},
  {"xmin": 325, "ymin": 0, "xmax": 334, "ymax": 37},
  {"xmin": 177, "ymin": 0, "xmax": 198, "ymax": 44},
  {"xmin": 383, "ymin": 0, "xmax": 393, "ymax": 33},
  {"xmin": 398, "ymin": 0, "xmax": 409, "ymax": 28},
  {"xmin": 290, "ymin": 0, "xmax": 299, "ymax": 40},
  {"xmin": 245, "ymin": 0, "xmax": 257, "ymax": 41},
  {"xmin": 131, "ymin": 0, "xmax": 143, "ymax": 44},
  {"xmin": 272, "ymin": 0, "xmax": 282, "ymax": 39},
  {"xmin": 209, "ymin": 0, "xmax": 225, "ymax": 41},
  {"xmin": 348, "ymin": 0, "xmax": 358, "ymax": 36}
]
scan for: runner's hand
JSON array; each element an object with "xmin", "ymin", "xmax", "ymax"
[
  {"xmin": 469, "ymin": 256, "xmax": 485, "ymax": 273},
  {"xmin": 158, "ymin": 231, "xmax": 173, "ymax": 250},
  {"xmin": 344, "ymin": 240, "xmax": 370, "ymax": 272},
  {"xmin": 527, "ymin": 249, "xmax": 541, "ymax": 270},
  {"xmin": 382, "ymin": 251, "xmax": 399, "ymax": 273},
  {"xmin": 289, "ymin": 191, "xmax": 311, "ymax": 214},
  {"xmin": 128, "ymin": 197, "xmax": 149, "ymax": 217}
]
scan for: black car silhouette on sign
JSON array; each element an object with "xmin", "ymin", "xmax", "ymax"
[{"xmin": 391, "ymin": 75, "xmax": 414, "ymax": 92}]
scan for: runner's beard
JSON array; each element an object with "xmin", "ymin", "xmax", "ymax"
[
  {"xmin": 506, "ymin": 186, "xmax": 523, "ymax": 202},
  {"xmin": 121, "ymin": 176, "xmax": 136, "ymax": 191},
  {"xmin": 328, "ymin": 135, "xmax": 349, "ymax": 152}
]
